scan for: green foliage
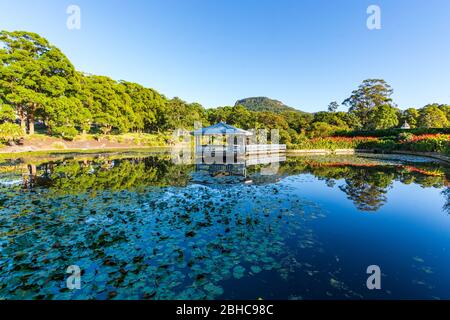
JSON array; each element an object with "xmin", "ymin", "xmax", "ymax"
[
  {"xmin": 368, "ymin": 104, "xmax": 399, "ymax": 130},
  {"xmin": 327, "ymin": 101, "xmax": 339, "ymax": 112},
  {"xmin": 417, "ymin": 104, "xmax": 449, "ymax": 128},
  {"xmin": 159, "ymin": 98, "xmax": 205, "ymax": 131},
  {"xmin": 281, "ymin": 110, "xmax": 313, "ymax": 133},
  {"xmin": 398, "ymin": 132, "xmax": 414, "ymax": 141},
  {"xmin": 120, "ymin": 81, "xmax": 163, "ymax": 132},
  {"xmin": 397, "ymin": 134, "xmax": 450, "ymax": 154},
  {"xmin": 335, "ymin": 127, "xmax": 449, "ymax": 137},
  {"xmin": 0, "ymin": 105, "xmax": 16, "ymax": 122},
  {"xmin": 343, "ymin": 79, "xmax": 396, "ymax": 129},
  {"xmin": 401, "ymin": 108, "xmax": 420, "ymax": 128},
  {"xmin": 290, "ymin": 136, "xmax": 380, "ymax": 150},
  {"xmin": 81, "ymin": 75, "xmax": 135, "ymax": 134},
  {"xmin": 0, "ymin": 122, "xmax": 24, "ymax": 144},
  {"xmin": 290, "ymin": 134, "xmax": 450, "ymax": 156},
  {"xmin": 308, "ymin": 122, "xmax": 340, "ymax": 138},
  {"xmin": 0, "ymin": 30, "xmax": 448, "ymax": 144},
  {"xmin": 52, "ymin": 126, "xmax": 78, "ymax": 141},
  {"xmin": 0, "ymin": 31, "xmax": 79, "ymax": 135}
]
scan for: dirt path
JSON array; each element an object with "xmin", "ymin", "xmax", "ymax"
[{"xmin": 0, "ymin": 136, "xmax": 168, "ymax": 154}]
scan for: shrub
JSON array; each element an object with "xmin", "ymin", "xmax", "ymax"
[
  {"xmin": 289, "ymin": 134, "xmax": 450, "ymax": 155},
  {"xmin": 398, "ymin": 134, "xmax": 450, "ymax": 153},
  {"xmin": 290, "ymin": 136, "xmax": 380, "ymax": 150},
  {"xmin": 398, "ymin": 132, "xmax": 414, "ymax": 142},
  {"xmin": 335, "ymin": 127, "xmax": 450, "ymax": 138},
  {"xmin": 0, "ymin": 123, "xmax": 24, "ymax": 144},
  {"xmin": 51, "ymin": 141, "xmax": 67, "ymax": 150}
]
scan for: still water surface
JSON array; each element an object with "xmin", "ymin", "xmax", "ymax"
[{"xmin": 0, "ymin": 153, "xmax": 449, "ymax": 299}]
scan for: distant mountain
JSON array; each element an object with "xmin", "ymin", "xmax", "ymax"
[{"xmin": 235, "ymin": 97, "xmax": 306, "ymax": 114}]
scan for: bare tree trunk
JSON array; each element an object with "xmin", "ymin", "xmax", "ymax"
[
  {"xmin": 28, "ymin": 112, "xmax": 35, "ymax": 135},
  {"xmin": 19, "ymin": 107, "xmax": 26, "ymax": 133},
  {"xmin": 45, "ymin": 117, "xmax": 52, "ymax": 135}
]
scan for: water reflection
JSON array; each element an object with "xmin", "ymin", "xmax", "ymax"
[
  {"xmin": 278, "ymin": 157, "xmax": 448, "ymax": 212},
  {"xmin": 0, "ymin": 153, "xmax": 449, "ymax": 300},
  {"xmin": 443, "ymin": 187, "xmax": 450, "ymax": 214},
  {"xmin": 0, "ymin": 170, "xmax": 323, "ymax": 299},
  {"xmin": 0, "ymin": 153, "xmax": 448, "ymax": 212}
]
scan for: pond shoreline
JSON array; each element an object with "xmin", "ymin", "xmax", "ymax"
[
  {"xmin": 0, "ymin": 133, "xmax": 172, "ymax": 155},
  {"xmin": 1, "ymin": 145, "xmax": 449, "ymax": 164},
  {"xmin": 287, "ymin": 149, "xmax": 450, "ymax": 164},
  {"xmin": 0, "ymin": 146, "xmax": 172, "ymax": 160}
]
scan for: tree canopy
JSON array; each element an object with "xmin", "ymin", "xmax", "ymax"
[{"xmin": 0, "ymin": 31, "xmax": 448, "ymax": 143}]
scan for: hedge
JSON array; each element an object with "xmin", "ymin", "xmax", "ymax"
[
  {"xmin": 289, "ymin": 134, "xmax": 450, "ymax": 156},
  {"xmin": 334, "ymin": 128, "xmax": 450, "ymax": 138}
]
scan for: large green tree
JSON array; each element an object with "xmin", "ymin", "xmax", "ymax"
[
  {"xmin": 0, "ymin": 31, "xmax": 80, "ymax": 134},
  {"xmin": 343, "ymin": 79, "xmax": 396, "ymax": 129},
  {"xmin": 417, "ymin": 104, "xmax": 449, "ymax": 128},
  {"xmin": 368, "ymin": 104, "xmax": 399, "ymax": 129},
  {"xmin": 401, "ymin": 108, "xmax": 420, "ymax": 128},
  {"xmin": 81, "ymin": 75, "xmax": 135, "ymax": 134},
  {"xmin": 121, "ymin": 81, "xmax": 167, "ymax": 132}
]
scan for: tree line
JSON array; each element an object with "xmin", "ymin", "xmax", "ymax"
[{"xmin": 0, "ymin": 31, "xmax": 448, "ymax": 143}]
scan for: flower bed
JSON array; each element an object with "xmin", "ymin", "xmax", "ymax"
[
  {"xmin": 397, "ymin": 134, "xmax": 450, "ymax": 155},
  {"xmin": 291, "ymin": 136, "xmax": 380, "ymax": 150},
  {"xmin": 289, "ymin": 134, "xmax": 450, "ymax": 156}
]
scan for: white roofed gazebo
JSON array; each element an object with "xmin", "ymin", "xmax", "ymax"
[
  {"xmin": 192, "ymin": 122, "xmax": 286, "ymax": 176},
  {"xmin": 193, "ymin": 122, "xmax": 253, "ymax": 137},
  {"xmin": 193, "ymin": 122, "xmax": 253, "ymax": 156},
  {"xmin": 193, "ymin": 122, "xmax": 286, "ymax": 157}
]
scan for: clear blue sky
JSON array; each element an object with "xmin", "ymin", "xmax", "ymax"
[{"xmin": 1, "ymin": 0, "xmax": 449, "ymax": 112}]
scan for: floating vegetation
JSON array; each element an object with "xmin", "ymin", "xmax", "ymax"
[
  {"xmin": 232, "ymin": 266, "xmax": 246, "ymax": 280},
  {"xmin": 0, "ymin": 163, "xmax": 327, "ymax": 299},
  {"xmin": 0, "ymin": 153, "xmax": 449, "ymax": 300}
]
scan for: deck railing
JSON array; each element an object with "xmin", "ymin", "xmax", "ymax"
[
  {"xmin": 196, "ymin": 144, "xmax": 286, "ymax": 155},
  {"xmin": 245, "ymin": 144, "xmax": 286, "ymax": 153}
]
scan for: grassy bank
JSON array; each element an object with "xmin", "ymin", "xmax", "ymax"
[{"xmin": 0, "ymin": 132, "xmax": 174, "ymax": 155}]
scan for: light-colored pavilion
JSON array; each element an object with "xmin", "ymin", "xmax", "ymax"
[
  {"xmin": 192, "ymin": 122, "xmax": 286, "ymax": 176},
  {"xmin": 400, "ymin": 121, "xmax": 411, "ymax": 129},
  {"xmin": 193, "ymin": 122, "xmax": 253, "ymax": 155},
  {"xmin": 193, "ymin": 122, "xmax": 286, "ymax": 156}
]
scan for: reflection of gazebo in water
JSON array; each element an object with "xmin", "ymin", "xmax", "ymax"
[{"xmin": 192, "ymin": 122, "xmax": 286, "ymax": 177}]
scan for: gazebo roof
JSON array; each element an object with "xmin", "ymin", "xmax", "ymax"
[
  {"xmin": 193, "ymin": 122, "xmax": 253, "ymax": 136},
  {"xmin": 401, "ymin": 121, "xmax": 411, "ymax": 129}
]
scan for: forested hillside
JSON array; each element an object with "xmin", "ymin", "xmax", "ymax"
[{"xmin": 234, "ymin": 97, "xmax": 302, "ymax": 113}]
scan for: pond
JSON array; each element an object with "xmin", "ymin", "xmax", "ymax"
[{"xmin": 0, "ymin": 152, "xmax": 449, "ymax": 300}]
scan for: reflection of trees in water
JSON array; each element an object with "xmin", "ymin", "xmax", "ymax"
[
  {"xmin": 339, "ymin": 171, "xmax": 392, "ymax": 211},
  {"xmin": 22, "ymin": 156, "xmax": 194, "ymax": 194},
  {"xmin": 6, "ymin": 155, "xmax": 449, "ymax": 212},
  {"xmin": 443, "ymin": 187, "xmax": 450, "ymax": 214},
  {"xmin": 280, "ymin": 159, "xmax": 448, "ymax": 212},
  {"xmin": 1, "ymin": 155, "xmax": 448, "ymax": 299}
]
